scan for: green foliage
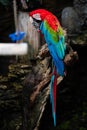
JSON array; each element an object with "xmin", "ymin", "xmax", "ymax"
[
  {"xmin": 0, "ymin": 0, "xmax": 10, "ymax": 5},
  {"xmin": 59, "ymin": 121, "xmax": 71, "ymax": 130},
  {"xmin": 79, "ymin": 127, "xmax": 87, "ymax": 130}
]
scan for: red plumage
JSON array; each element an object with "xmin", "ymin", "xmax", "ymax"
[
  {"xmin": 29, "ymin": 9, "xmax": 60, "ymax": 31},
  {"xmin": 29, "ymin": 9, "xmax": 52, "ymax": 20}
]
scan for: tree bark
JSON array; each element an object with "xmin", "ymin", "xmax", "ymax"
[{"xmin": 23, "ymin": 43, "xmax": 78, "ymax": 130}]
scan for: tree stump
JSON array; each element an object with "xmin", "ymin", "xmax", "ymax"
[{"xmin": 22, "ymin": 43, "xmax": 78, "ymax": 130}]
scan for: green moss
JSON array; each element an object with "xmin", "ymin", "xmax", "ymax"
[
  {"xmin": 79, "ymin": 127, "xmax": 87, "ymax": 130},
  {"xmin": 82, "ymin": 112, "xmax": 87, "ymax": 117},
  {"xmin": 60, "ymin": 121, "xmax": 70, "ymax": 130},
  {"xmin": 72, "ymin": 114, "xmax": 78, "ymax": 120},
  {"xmin": 9, "ymin": 116, "xmax": 22, "ymax": 130},
  {"xmin": 13, "ymin": 82, "xmax": 23, "ymax": 91}
]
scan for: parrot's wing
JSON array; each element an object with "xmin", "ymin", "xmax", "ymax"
[{"xmin": 48, "ymin": 43, "xmax": 64, "ymax": 76}]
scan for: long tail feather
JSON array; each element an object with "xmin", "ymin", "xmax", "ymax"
[{"xmin": 50, "ymin": 67, "xmax": 57, "ymax": 126}]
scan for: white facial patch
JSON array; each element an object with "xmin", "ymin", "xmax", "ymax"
[
  {"xmin": 29, "ymin": 16, "xmax": 33, "ymax": 23},
  {"xmin": 32, "ymin": 13, "xmax": 41, "ymax": 21}
]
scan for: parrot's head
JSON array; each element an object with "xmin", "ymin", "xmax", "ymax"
[{"xmin": 29, "ymin": 14, "xmax": 42, "ymax": 32}]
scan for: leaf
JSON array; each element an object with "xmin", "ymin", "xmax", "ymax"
[{"xmin": 0, "ymin": 0, "xmax": 10, "ymax": 5}]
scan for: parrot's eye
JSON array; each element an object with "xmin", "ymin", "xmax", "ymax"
[
  {"xmin": 29, "ymin": 16, "xmax": 41, "ymax": 31},
  {"xmin": 33, "ymin": 18, "xmax": 41, "ymax": 23}
]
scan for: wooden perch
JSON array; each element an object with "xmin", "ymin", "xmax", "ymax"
[
  {"xmin": 33, "ymin": 76, "xmax": 63, "ymax": 130},
  {"xmin": 30, "ymin": 75, "xmax": 63, "ymax": 103},
  {"xmin": 23, "ymin": 43, "xmax": 78, "ymax": 130},
  {"xmin": 0, "ymin": 43, "xmax": 28, "ymax": 55},
  {"xmin": 30, "ymin": 75, "xmax": 51, "ymax": 103}
]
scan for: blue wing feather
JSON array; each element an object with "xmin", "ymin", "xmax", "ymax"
[
  {"xmin": 40, "ymin": 22, "xmax": 64, "ymax": 75},
  {"xmin": 40, "ymin": 22, "xmax": 66, "ymax": 60},
  {"xmin": 48, "ymin": 43, "xmax": 64, "ymax": 76}
]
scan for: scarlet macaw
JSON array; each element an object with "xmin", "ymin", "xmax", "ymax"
[{"xmin": 29, "ymin": 9, "xmax": 66, "ymax": 126}]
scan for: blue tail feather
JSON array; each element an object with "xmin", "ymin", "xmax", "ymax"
[
  {"xmin": 53, "ymin": 112, "xmax": 56, "ymax": 126},
  {"xmin": 50, "ymin": 74, "xmax": 56, "ymax": 126}
]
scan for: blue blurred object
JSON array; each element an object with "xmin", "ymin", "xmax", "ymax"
[{"xmin": 9, "ymin": 31, "xmax": 25, "ymax": 42}]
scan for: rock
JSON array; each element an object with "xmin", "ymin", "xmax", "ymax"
[
  {"xmin": 74, "ymin": 0, "xmax": 87, "ymax": 27},
  {"xmin": 0, "ymin": 85, "xmax": 7, "ymax": 90},
  {"xmin": 70, "ymin": 31, "xmax": 87, "ymax": 45},
  {"xmin": 61, "ymin": 7, "xmax": 81, "ymax": 34},
  {"xmin": 0, "ymin": 62, "xmax": 32, "ymax": 130}
]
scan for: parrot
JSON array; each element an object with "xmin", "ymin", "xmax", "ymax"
[{"xmin": 29, "ymin": 9, "xmax": 66, "ymax": 126}]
